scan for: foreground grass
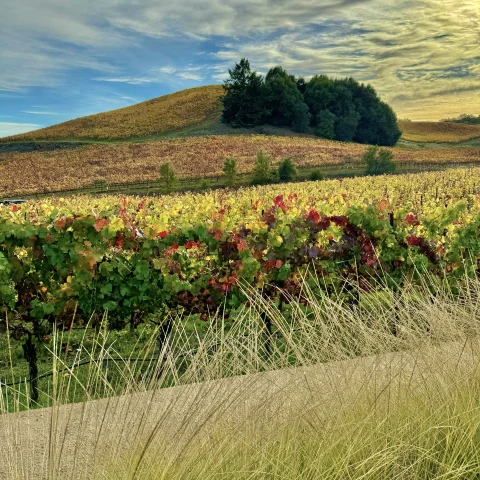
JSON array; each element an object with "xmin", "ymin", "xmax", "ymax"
[{"xmin": 1, "ymin": 275, "xmax": 480, "ymax": 478}]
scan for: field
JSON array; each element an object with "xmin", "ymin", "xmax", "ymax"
[
  {"xmin": 1, "ymin": 135, "xmax": 479, "ymax": 197},
  {"xmin": 399, "ymin": 120, "xmax": 480, "ymax": 143},
  {"xmin": 0, "ymin": 85, "xmax": 224, "ymax": 142}
]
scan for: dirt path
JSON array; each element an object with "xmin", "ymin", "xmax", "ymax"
[{"xmin": 1, "ymin": 340, "xmax": 479, "ymax": 479}]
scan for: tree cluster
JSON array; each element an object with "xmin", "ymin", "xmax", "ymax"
[
  {"xmin": 440, "ymin": 113, "xmax": 480, "ymax": 125},
  {"xmin": 222, "ymin": 59, "xmax": 402, "ymax": 147}
]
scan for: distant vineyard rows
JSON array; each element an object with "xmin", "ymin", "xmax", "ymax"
[{"xmin": 1, "ymin": 135, "xmax": 479, "ymax": 197}]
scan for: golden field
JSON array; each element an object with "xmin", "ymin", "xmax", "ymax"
[
  {"xmin": 1, "ymin": 135, "xmax": 479, "ymax": 197},
  {"xmin": 1, "ymin": 85, "xmax": 224, "ymax": 141},
  {"xmin": 399, "ymin": 120, "xmax": 480, "ymax": 143}
]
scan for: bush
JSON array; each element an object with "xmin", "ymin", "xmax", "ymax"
[
  {"xmin": 251, "ymin": 151, "xmax": 274, "ymax": 185},
  {"xmin": 277, "ymin": 158, "xmax": 297, "ymax": 183},
  {"xmin": 363, "ymin": 146, "xmax": 396, "ymax": 175},
  {"xmin": 308, "ymin": 169, "xmax": 325, "ymax": 181},
  {"xmin": 223, "ymin": 157, "xmax": 238, "ymax": 187},
  {"xmin": 159, "ymin": 162, "xmax": 177, "ymax": 193}
]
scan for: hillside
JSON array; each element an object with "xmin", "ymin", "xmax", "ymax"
[
  {"xmin": 3, "ymin": 84, "xmax": 479, "ymax": 145},
  {"xmin": 1, "ymin": 135, "xmax": 479, "ymax": 197},
  {"xmin": 399, "ymin": 120, "xmax": 480, "ymax": 143},
  {"xmin": 1, "ymin": 85, "xmax": 224, "ymax": 142}
]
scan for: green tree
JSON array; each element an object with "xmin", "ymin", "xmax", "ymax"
[
  {"xmin": 223, "ymin": 157, "xmax": 238, "ymax": 187},
  {"xmin": 251, "ymin": 151, "xmax": 274, "ymax": 185},
  {"xmin": 315, "ymin": 110, "xmax": 336, "ymax": 139},
  {"xmin": 159, "ymin": 162, "xmax": 177, "ymax": 193},
  {"xmin": 278, "ymin": 158, "xmax": 297, "ymax": 183},
  {"xmin": 291, "ymin": 102, "xmax": 311, "ymax": 133},
  {"xmin": 363, "ymin": 146, "xmax": 396, "ymax": 175},
  {"xmin": 222, "ymin": 58, "xmax": 269, "ymax": 127},
  {"xmin": 264, "ymin": 66, "xmax": 308, "ymax": 128}
]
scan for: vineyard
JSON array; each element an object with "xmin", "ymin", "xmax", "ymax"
[
  {"xmin": 0, "ymin": 85, "xmax": 224, "ymax": 142},
  {"xmin": 1, "ymin": 135, "xmax": 479, "ymax": 197},
  {"xmin": 2, "ymin": 167, "xmax": 480, "ymax": 338},
  {"xmin": 399, "ymin": 120, "xmax": 480, "ymax": 143}
]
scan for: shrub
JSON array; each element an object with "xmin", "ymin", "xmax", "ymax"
[
  {"xmin": 277, "ymin": 158, "xmax": 297, "ymax": 183},
  {"xmin": 159, "ymin": 162, "xmax": 177, "ymax": 193},
  {"xmin": 251, "ymin": 151, "xmax": 274, "ymax": 185},
  {"xmin": 308, "ymin": 169, "xmax": 325, "ymax": 181},
  {"xmin": 363, "ymin": 146, "xmax": 396, "ymax": 175},
  {"xmin": 223, "ymin": 157, "xmax": 238, "ymax": 187}
]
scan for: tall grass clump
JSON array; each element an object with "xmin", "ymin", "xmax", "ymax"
[{"xmin": 1, "ymin": 274, "xmax": 480, "ymax": 479}]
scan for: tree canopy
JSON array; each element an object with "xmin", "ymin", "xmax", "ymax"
[{"xmin": 222, "ymin": 59, "xmax": 402, "ymax": 146}]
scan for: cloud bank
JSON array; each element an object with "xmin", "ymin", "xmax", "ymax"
[{"xmin": 1, "ymin": 0, "xmax": 479, "ymax": 121}]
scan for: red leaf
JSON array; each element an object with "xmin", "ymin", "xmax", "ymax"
[
  {"xmin": 275, "ymin": 260, "xmax": 283, "ymax": 269},
  {"xmin": 12, "ymin": 205, "xmax": 18, "ymax": 212},
  {"xmin": 405, "ymin": 214, "xmax": 420, "ymax": 226},
  {"xmin": 306, "ymin": 210, "xmax": 320, "ymax": 223},
  {"xmin": 94, "ymin": 218, "xmax": 109, "ymax": 232},
  {"xmin": 54, "ymin": 218, "xmax": 66, "ymax": 229},
  {"xmin": 237, "ymin": 239, "xmax": 248, "ymax": 252},
  {"xmin": 406, "ymin": 235, "xmax": 422, "ymax": 247},
  {"xmin": 158, "ymin": 231, "xmax": 168, "ymax": 238}
]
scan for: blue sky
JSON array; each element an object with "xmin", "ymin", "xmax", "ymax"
[{"xmin": 1, "ymin": 0, "xmax": 479, "ymax": 137}]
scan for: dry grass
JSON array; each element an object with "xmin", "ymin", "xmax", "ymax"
[
  {"xmin": 1, "ymin": 85, "xmax": 224, "ymax": 141},
  {"xmin": 1, "ymin": 135, "xmax": 479, "ymax": 196},
  {"xmin": 399, "ymin": 120, "xmax": 480, "ymax": 143},
  {"xmin": 1, "ymin": 275, "xmax": 480, "ymax": 479}
]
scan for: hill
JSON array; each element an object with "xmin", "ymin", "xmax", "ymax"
[
  {"xmin": 1, "ymin": 85, "xmax": 224, "ymax": 142},
  {"xmin": 399, "ymin": 120, "xmax": 480, "ymax": 143}
]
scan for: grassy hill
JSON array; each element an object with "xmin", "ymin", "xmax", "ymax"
[
  {"xmin": 1, "ymin": 85, "xmax": 224, "ymax": 142},
  {"xmin": 3, "ymin": 84, "xmax": 479, "ymax": 145},
  {"xmin": 399, "ymin": 120, "xmax": 480, "ymax": 143}
]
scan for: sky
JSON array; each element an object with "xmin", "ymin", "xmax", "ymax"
[{"xmin": 1, "ymin": 0, "xmax": 479, "ymax": 137}]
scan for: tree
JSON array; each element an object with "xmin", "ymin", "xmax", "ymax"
[
  {"xmin": 159, "ymin": 162, "xmax": 177, "ymax": 193},
  {"xmin": 363, "ymin": 146, "xmax": 396, "ymax": 175},
  {"xmin": 222, "ymin": 58, "xmax": 269, "ymax": 127},
  {"xmin": 264, "ymin": 66, "xmax": 307, "ymax": 128},
  {"xmin": 251, "ymin": 151, "xmax": 274, "ymax": 185},
  {"xmin": 315, "ymin": 110, "xmax": 336, "ymax": 139},
  {"xmin": 223, "ymin": 157, "xmax": 238, "ymax": 187},
  {"xmin": 335, "ymin": 109, "xmax": 360, "ymax": 142},
  {"xmin": 278, "ymin": 157, "xmax": 297, "ymax": 183},
  {"xmin": 292, "ymin": 102, "xmax": 311, "ymax": 133}
]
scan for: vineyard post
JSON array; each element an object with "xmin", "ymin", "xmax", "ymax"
[
  {"xmin": 156, "ymin": 316, "xmax": 173, "ymax": 378},
  {"xmin": 389, "ymin": 212, "xmax": 399, "ymax": 337},
  {"xmin": 22, "ymin": 332, "xmax": 39, "ymax": 404},
  {"xmin": 260, "ymin": 310, "xmax": 272, "ymax": 360}
]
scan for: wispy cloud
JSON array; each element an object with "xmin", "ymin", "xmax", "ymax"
[
  {"xmin": 0, "ymin": 122, "xmax": 41, "ymax": 137},
  {"xmin": 22, "ymin": 111, "xmax": 65, "ymax": 115}
]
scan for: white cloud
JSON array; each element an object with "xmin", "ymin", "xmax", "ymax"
[
  {"xmin": 0, "ymin": 122, "xmax": 41, "ymax": 137},
  {"xmin": 94, "ymin": 76, "xmax": 157, "ymax": 85},
  {"xmin": 22, "ymin": 111, "xmax": 65, "ymax": 115}
]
